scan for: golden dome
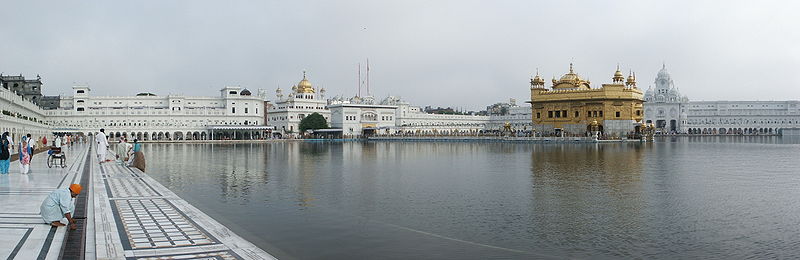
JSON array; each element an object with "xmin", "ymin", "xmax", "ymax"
[
  {"xmin": 552, "ymin": 63, "xmax": 591, "ymax": 89},
  {"xmin": 559, "ymin": 64, "xmax": 583, "ymax": 81},
  {"xmin": 296, "ymin": 71, "xmax": 315, "ymax": 93}
]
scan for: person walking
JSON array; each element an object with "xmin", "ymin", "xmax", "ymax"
[
  {"xmin": 19, "ymin": 136, "xmax": 31, "ymax": 174},
  {"xmin": 54, "ymin": 135, "xmax": 63, "ymax": 148},
  {"xmin": 26, "ymin": 134, "xmax": 34, "ymax": 164},
  {"xmin": 5, "ymin": 133, "xmax": 12, "ymax": 155},
  {"xmin": 115, "ymin": 138, "xmax": 132, "ymax": 165},
  {"xmin": 96, "ymin": 129, "xmax": 109, "ymax": 164},
  {"xmin": 0, "ymin": 132, "xmax": 10, "ymax": 174}
]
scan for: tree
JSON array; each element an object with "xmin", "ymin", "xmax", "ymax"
[{"xmin": 299, "ymin": 112, "xmax": 329, "ymax": 132}]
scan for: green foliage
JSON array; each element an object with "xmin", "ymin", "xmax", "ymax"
[{"xmin": 299, "ymin": 112, "xmax": 329, "ymax": 132}]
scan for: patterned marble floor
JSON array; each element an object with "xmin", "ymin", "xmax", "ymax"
[
  {"xmin": 93, "ymin": 149, "xmax": 276, "ymax": 259},
  {"xmin": 0, "ymin": 143, "xmax": 90, "ymax": 259}
]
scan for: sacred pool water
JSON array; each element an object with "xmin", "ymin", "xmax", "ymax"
[{"xmin": 143, "ymin": 137, "xmax": 800, "ymax": 259}]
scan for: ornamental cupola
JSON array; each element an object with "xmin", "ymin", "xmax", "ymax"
[
  {"xmin": 612, "ymin": 65, "xmax": 625, "ymax": 83},
  {"xmin": 530, "ymin": 69, "xmax": 545, "ymax": 89},
  {"xmin": 626, "ymin": 71, "xmax": 637, "ymax": 88}
]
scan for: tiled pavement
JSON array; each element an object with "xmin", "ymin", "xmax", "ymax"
[
  {"xmin": 0, "ymin": 143, "xmax": 90, "ymax": 259},
  {"xmin": 1, "ymin": 142, "xmax": 276, "ymax": 259},
  {"xmin": 92, "ymin": 148, "xmax": 276, "ymax": 259}
]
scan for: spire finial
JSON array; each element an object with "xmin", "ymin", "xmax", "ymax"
[
  {"xmin": 303, "ymin": 70, "xmax": 307, "ymax": 79},
  {"xmin": 616, "ymin": 63, "xmax": 620, "ymax": 71},
  {"xmin": 569, "ymin": 63, "xmax": 574, "ymax": 73},
  {"xmin": 535, "ymin": 68, "xmax": 540, "ymax": 76},
  {"xmin": 662, "ymin": 62, "xmax": 665, "ymax": 70}
]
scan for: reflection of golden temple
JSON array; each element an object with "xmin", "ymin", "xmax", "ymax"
[
  {"xmin": 530, "ymin": 63, "xmax": 644, "ymax": 138},
  {"xmin": 528, "ymin": 144, "xmax": 645, "ymax": 229}
]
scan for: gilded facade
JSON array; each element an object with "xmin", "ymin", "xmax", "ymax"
[{"xmin": 529, "ymin": 64, "xmax": 644, "ymax": 137}]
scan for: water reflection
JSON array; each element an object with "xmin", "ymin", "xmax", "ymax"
[{"xmin": 143, "ymin": 138, "xmax": 800, "ymax": 259}]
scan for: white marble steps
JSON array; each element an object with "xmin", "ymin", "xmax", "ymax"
[
  {"xmin": 92, "ymin": 152, "xmax": 276, "ymax": 260},
  {"xmin": 0, "ymin": 144, "xmax": 91, "ymax": 260}
]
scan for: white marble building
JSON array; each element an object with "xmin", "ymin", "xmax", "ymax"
[
  {"xmin": 325, "ymin": 95, "xmax": 491, "ymax": 136},
  {"xmin": 643, "ymin": 65, "xmax": 800, "ymax": 135},
  {"xmin": 380, "ymin": 96, "xmax": 489, "ymax": 134},
  {"xmin": 44, "ymin": 85, "xmax": 266, "ymax": 140},
  {"xmin": 328, "ymin": 102, "xmax": 397, "ymax": 137},
  {"xmin": 269, "ymin": 71, "xmax": 494, "ymax": 136},
  {"xmin": 0, "ymin": 83, "xmax": 51, "ymax": 143},
  {"xmin": 682, "ymin": 101, "xmax": 800, "ymax": 135},
  {"xmin": 644, "ymin": 65, "xmax": 689, "ymax": 133},
  {"xmin": 268, "ymin": 73, "xmax": 331, "ymax": 136},
  {"xmin": 485, "ymin": 100, "xmax": 532, "ymax": 131}
]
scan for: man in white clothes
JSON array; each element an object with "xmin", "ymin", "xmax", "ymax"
[
  {"xmin": 96, "ymin": 129, "xmax": 109, "ymax": 164},
  {"xmin": 54, "ymin": 135, "xmax": 63, "ymax": 148},
  {"xmin": 5, "ymin": 133, "xmax": 12, "ymax": 155}
]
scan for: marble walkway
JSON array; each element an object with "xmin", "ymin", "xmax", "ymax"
[
  {"xmin": 92, "ymin": 147, "xmax": 276, "ymax": 259},
  {"xmin": 0, "ymin": 143, "xmax": 90, "ymax": 260},
  {"xmin": 1, "ymin": 142, "xmax": 276, "ymax": 259}
]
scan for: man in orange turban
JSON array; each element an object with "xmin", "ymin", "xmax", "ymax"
[{"xmin": 40, "ymin": 184, "xmax": 82, "ymax": 230}]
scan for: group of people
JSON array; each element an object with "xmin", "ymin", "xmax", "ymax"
[
  {"xmin": 0, "ymin": 132, "xmax": 84, "ymax": 174},
  {"xmin": 0, "ymin": 131, "xmax": 86, "ymax": 230},
  {"xmin": 95, "ymin": 129, "xmax": 145, "ymax": 170},
  {"xmin": 0, "ymin": 132, "xmax": 37, "ymax": 174},
  {"xmin": 4, "ymin": 128, "xmax": 148, "ymax": 231},
  {"xmin": 37, "ymin": 129, "xmax": 140, "ymax": 231}
]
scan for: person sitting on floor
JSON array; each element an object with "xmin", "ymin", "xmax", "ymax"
[{"xmin": 40, "ymin": 184, "xmax": 81, "ymax": 230}]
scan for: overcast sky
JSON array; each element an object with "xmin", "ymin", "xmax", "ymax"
[{"xmin": 1, "ymin": 0, "xmax": 798, "ymax": 110}]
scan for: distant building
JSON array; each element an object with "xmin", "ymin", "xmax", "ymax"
[
  {"xmin": 328, "ymin": 102, "xmax": 397, "ymax": 137},
  {"xmin": 682, "ymin": 101, "xmax": 800, "ymax": 135},
  {"xmin": 643, "ymin": 64, "xmax": 688, "ymax": 133},
  {"xmin": 530, "ymin": 64, "xmax": 645, "ymax": 137},
  {"xmin": 39, "ymin": 95, "xmax": 62, "ymax": 109},
  {"xmin": 384, "ymin": 97, "xmax": 488, "ymax": 135},
  {"xmin": 45, "ymin": 85, "xmax": 266, "ymax": 140},
  {"xmin": 268, "ymin": 72, "xmax": 330, "ymax": 135},
  {"xmin": 487, "ymin": 104, "xmax": 532, "ymax": 131},
  {"xmin": 642, "ymin": 65, "xmax": 800, "ymax": 135},
  {"xmin": 0, "ymin": 73, "xmax": 43, "ymax": 104}
]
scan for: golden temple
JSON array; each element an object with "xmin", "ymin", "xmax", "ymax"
[{"xmin": 529, "ymin": 64, "xmax": 644, "ymax": 137}]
